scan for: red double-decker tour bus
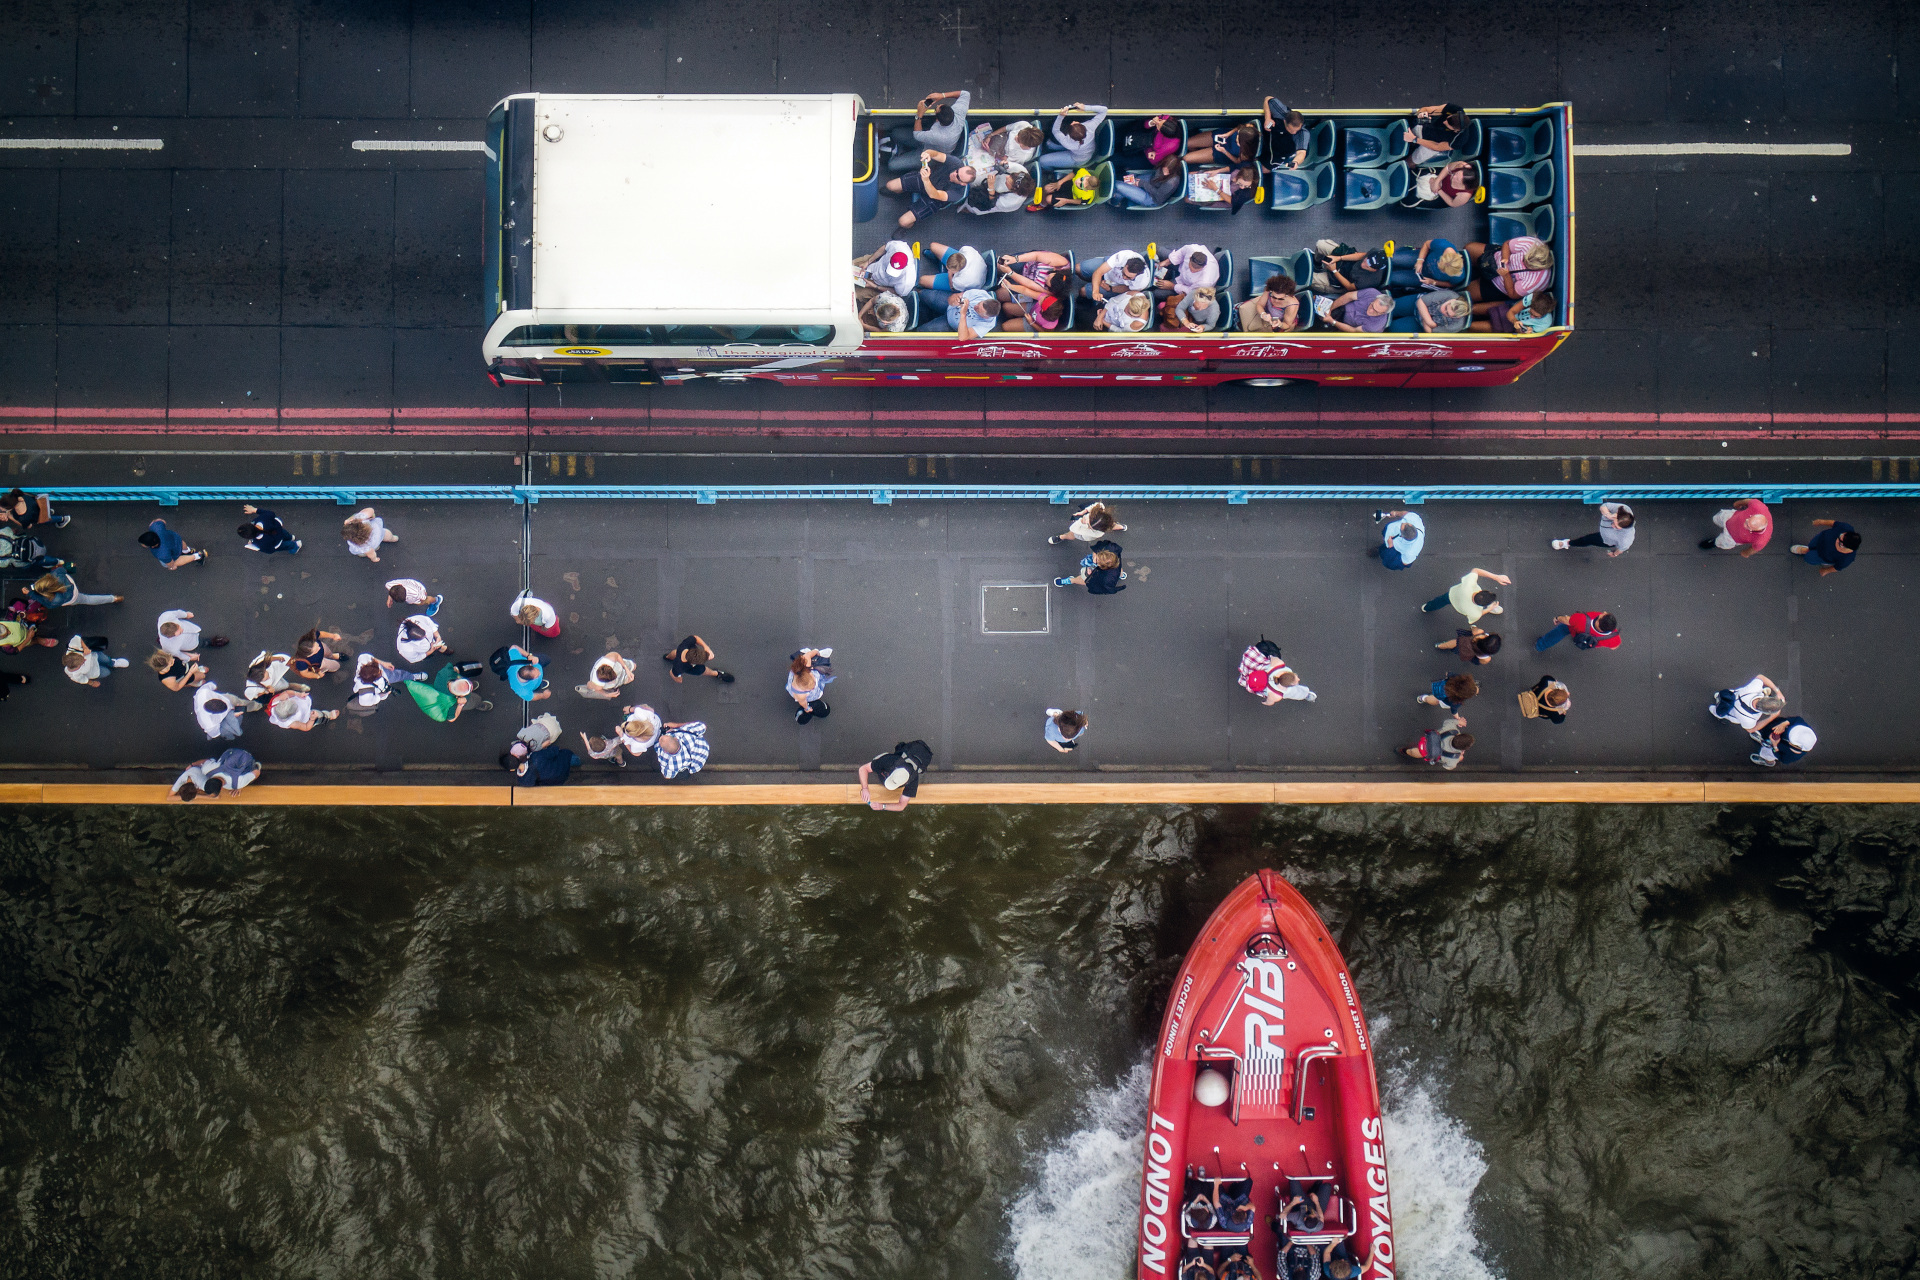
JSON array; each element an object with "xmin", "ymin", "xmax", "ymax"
[{"xmin": 482, "ymin": 94, "xmax": 1571, "ymax": 391}]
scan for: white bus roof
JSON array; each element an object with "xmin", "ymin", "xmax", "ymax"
[{"xmin": 526, "ymin": 93, "xmax": 859, "ymax": 316}]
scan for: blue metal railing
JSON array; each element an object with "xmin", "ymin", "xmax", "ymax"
[{"xmin": 28, "ymin": 484, "xmax": 1920, "ymax": 506}]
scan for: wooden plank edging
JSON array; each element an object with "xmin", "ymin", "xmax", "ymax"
[{"xmin": 5, "ymin": 781, "xmax": 1920, "ymax": 806}]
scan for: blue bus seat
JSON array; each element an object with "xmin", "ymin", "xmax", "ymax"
[
  {"xmin": 1450, "ymin": 118, "xmax": 1483, "ymax": 160},
  {"xmin": 1340, "ymin": 125, "xmax": 1409, "ymax": 169},
  {"xmin": 1488, "ymin": 205, "xmax": 1554, "ymax": 245},
  {"xmin": 1342, "ymin": 164, "xmax": 1408, "ymax": 211},
  {"xmin": 1487, "ymin": 118, "xmax": 1553, "ymax": 167},
  {"xmin": 1486, "ymin": 159, "xmax": 1553, "ymax": 209},
  {"xmin": 1268, "ymin": 161, "xmax": 1335, "ymax": 211}
]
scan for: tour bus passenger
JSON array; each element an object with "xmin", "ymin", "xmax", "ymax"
[
  {"xmin": 1077, "ymin": 249, "xmax": 1151, "ymax": 303},
  {"xmin": 1187, "ymin": 121, "xmax": 1259, "ymax": 168},
  {"xmin": 1158, "ymin": 244, "xmax": 1220, "ymax": 294},
  {"xmin": 1471, "ymin": 289, "xmax": 1555, "ymax": 334},
  {"xmin": 854, "ymin": 240, "xmax": 918, "ymax": 296},
  {"xmin": 1405, "ymin": 102, "xmax": 1468, "ymax": 163},
  {"xmin": 920, "ymin": 243, "xmax": 991, "ymax": 292},
  {"xmin": 968, "ymin": 119, "xmax": 1044, "ymax": 167},
  {"xmin": 859, "ymin": 291, "xmax": 908, "ymax": 332},
  {"xmin": 882, "ymin": 150, "xmax": 976, "ymax": 229},
  {"xmin": 1464, "ymin": 237, "xmax": 1553, "ymax": 302},
  {"xmin": 1320, "ymin": 288, "xmax": 1393, "ymax": 333},
  {"xmin": 1097, "ymin": 291, "xmax": 1154, "ymax": 332},
  {"xmin": 1394, "ymin": 238, "xmax": 1469, "ymax": 291},
  {"xmin": 1028, "ymin": 169, "xmax": 1088, "ymax": 210},
  {"xmin": 887, "ymin": 89, "xmax": 970, "ymax": 173},
  {"xmin": 1411, "ymin": 158, "xmax": 1477, "ymax": 207},
  {"xmin": 1038, "ymin": 102, "xmax": 1108, "ymax": 170},
  {"xmin": 1163, "ymin": 286, "xmax": 1220, "ymax": 332},
  {"xmin": 962, "ymin": 161, "xmax": 1034, "ymax": 214},
  {"xmin": 1110, "ymin": 155, "xmax": 1184, "ymax": 208},
  {"xmin": 1312, "ymin": 243, "xmax": 1388, "ymax": 295},
  {"xmin": 914, "ymin": 287, "xmax": 999, "ymax": 338},
  {"xmin": 1264, "ymin": 97, "xmax": 1309, "ymax": 168},
  {"xmin": 1389, "ymin": 289, "xmax": 1471, "ymax": 333},
  {"xmin": 1237, "ymin": 273, "xmax": 1302, "ymax": 332},
  {"xmin": 996, "ymin": 251, "xmax": 1073, "ymax": 332},
  {"xmin": 1187, "ymin": 163, "xmax": 1259, "ymax": 212},
  {"xmin": 1143, "ymin": 115, "xmax": 1185, "ymax": 165}
]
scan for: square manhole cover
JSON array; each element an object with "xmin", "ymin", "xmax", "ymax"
[{"xmin": 982, "ymin": 583, "xmax": 1050, "ymax": 634}]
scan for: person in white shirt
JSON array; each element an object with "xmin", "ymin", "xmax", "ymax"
[
  {"xmin": 1037, "ymin": 102, "xmax": 1108, "ymax": 170},
  {"xmin": 859, "ymin": 291, "xmax": 908, "ymax": 333},
  {"xmin": 1552, "ymin": 502, "xmax": 1635, "ymax": 557},
  {"xmin": 194, "ymin": 683, "xmax": 255, "ymax": 740},
  {"xmin": 576, "ymin": 651, "xmax": 637, "ymax": 700},
  {"xmin": 63, "ymin": 634, "xmax": 128, "ymax": 686},
  {"xmin": 855, "ymin": 240, "xmax": 919, "ymax": 296},
  {"xmin": 1097, "ymin": 292, "xmax": 1153, "ymax": 332},
  {"xmin": 968, "ymin": 119, "xmax": 1043, "ymax": 168},
  {"xmin": 352, "ymin": 653, "xmax": 423, "ymax": 708},
  {"xmin": 268, "ymin": 689, "xmax": 338, "ymax": 731},
  {"xmin": 385, "ymin": 578, "xmax": 442, "ymax": 615},
  {"xmin": 1159, "ymin": 243, "xmax": 1220, "ymax": 294},
  {"xmin": 920, "ymin": 243, "xmax": 989, "ymax": 292},
  {"xmin": 244, "ymin": 651, "xmax": 300, "ymax": 703},
  {"xmin": 396, "ymin": 615, "xmax": 446, "ymax": 665},
  {"xmin": 1077, "ymin": 249, "xmax": 1152, "ymax": 303},
  {"xmin": 157, "ymin": 609, "xmax": 204, "ymax": 659},
  {"xmin": 1710, "ymin": 674, "xmax": 1786, "ymax": 733},
  {"xmin": 510, "ymin": 590, "xmax": 561, "ymax": 638},
  {"xmin": 341, "ymin": 506, "xmax": 399, "ymax": 562},
  {"xmin": 618, "ymin": 704, "xmax": 663, "ymax": 757},
  {"xmin": 170, "ymin": 759, "xmax": 215, "ymax": 801},
  {"xmin": 1048, "ymin": 501, "xmax": 1128, "ymax": 546}
]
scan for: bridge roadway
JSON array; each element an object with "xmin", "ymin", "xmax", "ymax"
[{"xmin": 1, "ymin": 489, "xmax": 1910, "ymax": 789}]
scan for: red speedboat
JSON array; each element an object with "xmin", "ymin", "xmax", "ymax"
[{"xmin": 1135, "ymin": 871, "xmax": 1395, "ymax": 1280}]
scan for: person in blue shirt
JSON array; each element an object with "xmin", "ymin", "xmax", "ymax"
[
  {"xmin": 1791, "ymin": 518, "xmax": 1860, "ymax": 576},
  {"xmin": 137, "ymin": 519, "xmax": 207, "ymax": 570},
  {"xmin": 1371, "ymin": 509, "xmax": 1425, "ymax": 570},
  {"xmin": 504, "ymin": 644, "xmax": 551, "ymax": 702},
  {"xmin": 1055, "ymin": 540, "xmax": 1127, "ymax": 594},
  {"xmin": 513, "ymin": 745, "xmax": 579, "ymax": 786}
]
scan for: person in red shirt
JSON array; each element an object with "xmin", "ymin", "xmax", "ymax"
[
  {"xmin": 1535, "ymin": 610, "xmax": 1620, "ymax": 652},
  {"xmin": 1701, "ymin": 499, "xmax": 1772, "ymax": 556}
]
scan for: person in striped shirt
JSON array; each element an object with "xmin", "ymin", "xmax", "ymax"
[{"xmin": 655, "ymin": 720, "xmax": 710, "ymax": 779}]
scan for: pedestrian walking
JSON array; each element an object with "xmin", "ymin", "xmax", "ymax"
[
  {"xmin": 580, "ymin": 733, "xmax": 627, "ymax": 767},
  {"xmin": 1370, "ymin": 510, "xmax": 1425, "ymax": 570},
  {"xmin": 1709, "ymin": 673, "xmax": 1786, "ymax": 733},
  {"xmin": 618, "ymin": 704, "xmax": 663, "ymax": 756},
  {"xmin": 62, "ymin": 635, "xmax": 127, "ymax": 686},
  {"xmin": 341, "ymin": 507, "xmax": 399, "ymax": 562},
  {"xmin": 655, "ymin": 720, "xmax": 711, "ymax": 779},
  {"xmin": 1403, "ymin": 715, "xmax": 1473, "ymax": 769},
  {"xmin": 1434, "ymin": 626, "xmax": 1501, "ymax": 665},
  {"xmin": 25, "ymin": 561, "xmax": 122, "ymax": 610},
  {"xmin": 193, "ymin": 683, "xmax": 259, "ymax": 740},
  {"xmin": 1519, "ymin": 675, "xmax": 1571, "ymax": 723},
  {"xmin": 1751, "ymin": 716, "xmax": 1816, "ymax": 767},
  {"xmin": 1421, "ymin": 567, "xmax": 1508, "ymax": 623},
  {"xmin": 244, "ymin": 651, "xmax": 301, "ymax": 703},
  {"xmin": 267, "ymin": 689, "xmax": 339, "ymax": 731},
  {"xmin": 158, "ymin": 609, "xmax": 224, "ymax": 658},
  {"xmin": 787, "ymin": 647, "xmax": 835, "ymax": 724},
  {"xmin": 860, "ymin": 739, "xmax": 933, "ymax": 810},
  {"xmin": 516, "ymin": 711, "xmax": 564, "ymax": 751},
  {"xmin": 1237, "ymin": 638, "xmax": 1317, "ymax": 704},
  {"xmin": 1790, "ymin": 518, "xmax": 1861, "ymax": 577},
  {"xmin": 138, "ymin": 519, "xmax": 208, "ymax": 570},
  {"xmin": 1535, "ymin": 611, "xmax": 1621, "ymax": 652},
  {"xmin": 1048, "ymin": 501, "xmax": 1128, "ymax": 545},
  {"xmin": 237, "ymin": 505, "xmax": 301, "ymax": 555},
  {"xmin": 396, "ymin": 615, "xmax": 447, "ymax": 665},
  {"xmin": 1054, "ymin": 539, "xmax": 1127, "ymax": 593},
  {"xmin": 511, "ymin": 744, "xmax": 581, "ymax": 786},
  {"xmin": 385, "ymin": 578, "xmax": 442, "ymax": 614},
  {"xmin": 405, "ymin": 664, "xmax": 490, "ymax": 722},
  {"xmin": 1044, "ymin": 708, "xmax": 1088, "ymax": 752},
  {"xmin": 1551, "ymin": 502, "xmax": 1635, "ymax": 557},
  {"xmin": 208, "ymin": 748, "xmax": 260, "ymax": 794},
  {"xmin": 505, "ymin": 646, "xmax": 552, "ymax": 702},
  {"xmin": 148, "ymin": 648, "xmax": 208, "ymax": 692},
  {"xmin": 170, "ymin": 758, "xmax": 217, "ymax": 801},
  {"xmin": 1700, "ymin": 499, "xmax": 1772, "ymax": 556},
  {"xmin": 1417, "ymin": 672, "xmax": 1479, "ymax": 710},
  {"xmin": 576, "ymin": 651, "xmax": 637, "ymax": 700},
  {"xmin": 661, "ymin": 635, "xmax": 735, "ymax": 683},
  {"xmin": 2, "ymin": 488, "xmax": 70, "ymax": 533},
  {"xmin": 351, "ymin": 653, "xmax": 422, "ymax": 709},
  {"xmin": 511, "ymin": 590, "xmax": 562, "ymax": 638},
  {"xmin": 0, "ymin": 670, "xmax": 29, "ymax": 701},
  {"xmin": 291, "ymin": 629, "xmax": 344, "ymax": 680}
]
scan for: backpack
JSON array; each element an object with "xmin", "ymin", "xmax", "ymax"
[
  {"xmin": 1238, "ymin": 644, "xmax": 1287, "ymax": 694},
  {"xmin": 1255, "ymin": 636, "xmax": 1283, "ymax": 659},
  {"xmin": 489, "ymin": 645, "xmax": 517, "ymax": 680}
]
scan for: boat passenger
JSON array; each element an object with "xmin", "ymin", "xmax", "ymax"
[
  {"xmin": 1284, "ymin": 1180, "xmax": 1329, "ymax": 1232},
  {"xmin": 1217, "ymin": 1250, "xmax": 1256, "ymax": 1280},
  {"xmin": 882, "ymin": 149, "xmax": 977, "ymax": 230},
  {"xmin": 1279, "ymin": 1241, "xmax": 1321, "ymax": 1280},
  {"xmin": 1111, "ymin": 155, "xmax": 1184, "ymax": 209},
  {"xmin": 1183, "ymin": 1192, "xmax": 1218, "ymax": 1231},
  {"xmin": 1264, "ymin": 98, "xmax": 1309, "ymax": 168},
  {"xmin": 1037, "ymin": 102, "xmax": 1108, "ymax": 170},
  {"xmin": 1177, "ymin": 1257, "xmax": 1217, "ymax": 1280},
  {"xmin": 1323, "ymin": 1239, "xmax": 1386, "ymax": 1280},
  {"xmin": 1238, "ymin": 273, "xmax": 1302, "ymax": 332}
]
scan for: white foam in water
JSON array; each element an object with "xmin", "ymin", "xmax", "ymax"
[
  {"xmin": 1008, "ymin": 1062, "xmax": 1151, "ymax": 1280},
  {"xmin": 1008, "ymin": 1052, "xmax": 1499, "ymax": 1280}
]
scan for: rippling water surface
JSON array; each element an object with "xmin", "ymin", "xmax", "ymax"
[{"xmin": 1, "ymin": 804, "xmax": 1914, "ymax": 1279}]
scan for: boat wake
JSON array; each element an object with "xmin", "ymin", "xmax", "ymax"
[{"xmin": 1007, "ymin": 1054, "xmax": 1500, "ymax": 1280}]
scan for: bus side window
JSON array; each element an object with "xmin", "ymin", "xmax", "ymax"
[{"xmin": 604, "ymin": 364, "xmax": 657, "ymax": 384}]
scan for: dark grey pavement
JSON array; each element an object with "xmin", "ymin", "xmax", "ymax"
[
  {"xmin": 0, "ymin": 0, "xmax": 1917, "ymax": 441},
  {"xmin": 1, "ymin": 495, "xmax": 1909, "ymax": 784}
]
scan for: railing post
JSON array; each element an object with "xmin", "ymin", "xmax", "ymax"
[
  {"xmin": 871, "ymin": 488, "xmax": 893, "ymax": 505},
  {"xmin": 1227, "ymin": 490, "xmax": 1248, "ymax": 505},
  {"xmin": 1402, "ymin": 491, "xmax": 1428, "ymax": 506},
  {"xmin": 157, "ymin": 492, "xmax": 180, "ymax": 507},
  {"xmin": 333, "ymin": 491, "xmax": 358, "ymax": 505},
  {"xmin": 1048, "ymin": 489, "xmax": 1072, "ymax": 505},
  {"xmin": 695, "ymin": 489, "xmax": 717, "ymax": 506},
  {"xmin": 1580, "ymin": 489, "xmax": 1610, "ymax": 504}
]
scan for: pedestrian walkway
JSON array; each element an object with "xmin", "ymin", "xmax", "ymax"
[{"xmin": 0, "ymin": 494, "xmax": 1910, "ymax": 784}]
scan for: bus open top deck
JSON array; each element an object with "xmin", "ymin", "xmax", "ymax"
[{"xmin": 482, "ymin": 94, "xmax": 1572, "ymax": 393}]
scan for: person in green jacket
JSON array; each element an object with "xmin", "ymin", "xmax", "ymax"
[{"xmin": 405, "ymin": 663, "xmax": 490, "ymax": 722}]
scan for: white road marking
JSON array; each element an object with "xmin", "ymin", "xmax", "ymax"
[
  {"xmin": 0, "ymin": 138, "xmax": 163, "ymax": 150},
  {"xmin": 1574, "ymin": 142, "xmax": 1850, "ymax": 156},
  {"xmin": 352, "ymin": 140, "xmax": 489, "ymax": 152}
]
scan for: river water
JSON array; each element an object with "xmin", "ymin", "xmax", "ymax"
[{"xmin": 1, "ymin": 804, "xmax": 1914, "ymax": 1279}]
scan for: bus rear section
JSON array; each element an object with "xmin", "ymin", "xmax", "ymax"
[{"xmin": 483, "ymin": 97, "xmax": 1571, "ymax": 391}]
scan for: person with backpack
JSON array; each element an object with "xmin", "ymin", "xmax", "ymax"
[
  {"xmin": 859, "ymin": 739, "xmax": 933, "ymax": 811},
  {"xmin": 1237, "ymin": 639, "xmax": 1316, "ymax": 704},
  {"xmin": 1403, "ymin": 714, "xmax": 1473, "ymax": 769},
  {"xmin": 1054, "ymin": 540, "xmax": 1126, "ymax": 594},
  {"xmin": 1751, "ymin": 716, "xmax": 1817, "ymax": 767},
  {"xmin": 1709, "ymin": 674, "xmax": 1785, "ymax": 734},
  {"xmin": 1535, "ymin": 610, "xmax": 1621, "ymax": 652}
]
